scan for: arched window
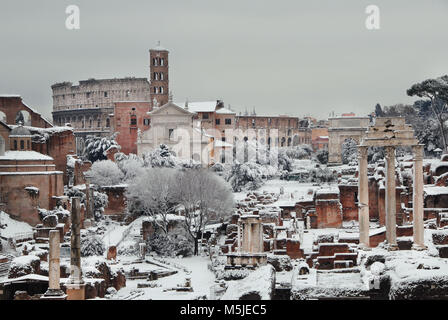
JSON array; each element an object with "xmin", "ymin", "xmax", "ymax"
[
  {"xmin": 20, "ymin": 140, "xmax": 24, "ymax": 150},
  {"xmin": 13, "ymin": 140, "xmax": 17, "ymax": 150},
  {"xmin": 106, "ymin": 118, "xmax": 110, "ymax": 128}
]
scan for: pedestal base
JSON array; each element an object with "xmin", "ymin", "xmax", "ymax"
[
  {"xmin": 412, "ymin": 244, "xmax": 427, "ymax": 251},
  {"xmin": 66, "ymin": 283, "xmax": 86, "ymax": 300},
  {"xmin": 358, "ymin": 243, "xmax": 372, "ymax": 251},
  {"xmin": 40, "ymin": 289, "xmax": 67, "ymax": 300},
  {"xmin": 387, "ymin": 244, "xmax": 399, "ymax": 251}
]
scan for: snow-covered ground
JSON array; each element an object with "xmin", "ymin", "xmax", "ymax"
[
  {"xmin": 113, "ymin": 256, "xmax": 215, "ymax": 300},
  {"xmin": 0, "ymin": 211, "xmax": 33, "ymax": 239}
]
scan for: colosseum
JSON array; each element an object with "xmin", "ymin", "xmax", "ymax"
[{"xmin": 51, "ymin": 77, "xmax": 151, "ymax": 153}]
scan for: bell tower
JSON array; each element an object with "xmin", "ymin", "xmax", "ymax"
[{"xmin": 149, "ymin": 41, "xmax": 169, "ymax": 107}]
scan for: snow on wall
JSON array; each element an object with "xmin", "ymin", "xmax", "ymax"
[{"xmin": 221, "ymin": 265, "xmax": 275, "ymax": 300}]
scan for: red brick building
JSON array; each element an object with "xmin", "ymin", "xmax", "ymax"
[{"xmin": 112, "ymin": 101, "xmax": 152, "ymax": 154}]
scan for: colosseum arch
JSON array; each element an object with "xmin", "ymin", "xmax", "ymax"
[{"xmin": 328, "ymin": 117, "xmax": 370, "ymax": 164}]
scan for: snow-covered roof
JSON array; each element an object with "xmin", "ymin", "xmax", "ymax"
[
  {"xmin": 316, "ymin": 186, "xmax": 340, "ymax": 195},
  {"xmin": 215, "ymin": 107, "xmax": 236, "ymax": 115},
  {"xmin": 0, "ymin": 151, "xmax": 54, "ymax": 161},
  {"xmin": 10, "ymin": 126, "xmax": 32, "ymax": 137},
  {"xmin": 424, "ymin": 186, "xmax": 448, "ymax": 196},
  {"xmin": 0, "ymin": 94, "xmax": 21, "ymax": 98},
  {"xmin": 9, "ymin": 124, "xmax": 73, "ymax": 135},
  {"xmin": 0, "ymin": 274, "xmax": 48, "ymax": 284},
  {"xmin": 176, "ymin": 101, "xmax": 217, "ymax": 113}
]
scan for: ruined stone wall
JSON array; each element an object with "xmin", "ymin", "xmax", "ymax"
[
  {"xmin": 0, "ymin": 172, "xmax": 64, "ymax": 225},
  {"xmin": 338, "ymin": 185, "xmax": 358, "ymax": 221},
  {"xmin": 315, "ymin": 199, "xmax": 343, "ymax": 228}
]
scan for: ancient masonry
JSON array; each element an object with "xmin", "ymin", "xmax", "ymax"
[{"xmin": 51, "ymin": 77, "xmax": 151, "ymax": 153}]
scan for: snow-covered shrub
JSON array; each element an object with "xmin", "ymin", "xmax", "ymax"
[
  {"xmin": 342, "ymin": 138, "xmax": 358, "ymax": 165},
  {"xmin": 146, "ymin": 233, "xmax": 193, "ymax": 257},
  {"xmin": 8, "ymin": 255, "xmax": 41, "ymax": 278},
  {"xmin": 267, "ymin": 255, "xmax": 293, "ymax": 272},
  {"xmin": 210, "ymin": 162, "xmax": 225, "ymax": 172},
  {"xmin": 368, "ymin": 147, "xmax": 385, "ymax": 163},
  {"xmin": 87, "ymin": 160, "xmax": 124, "ymax": 187},
  {"xmin": 226, "ymin": 161, "xmax": 265, "ymax": 192},
  {"xmin": 277, "ymin": 149, "xmax": 294, "ymax": 172},
  {"xmin": 83, "ymin": 134, "xmax": 120, "ymax": 163},
  {"xmin": 93, "ymin": 191, "xmax": 108, "ymax": 221},
  {"xmin": 81, "ymin": 234, "xmax": 105, "ymax": 257},
  {"xmin": 285, "ymin": 145, "xmax": 313, "ymax": 159},
  {"xmin": 309, "ymin": 166, "xmax": 337, "ymax": 183},
  {"xmin": 115, "ymin": 153, "xmax": 145, "ymax": 183},
  {"xmin": 142, "ymin": 144, "xmax": 177, "ymax": 168},
  {"xmin": 315, "ymin": 149, "xmax": 329, "ymax": 164}
]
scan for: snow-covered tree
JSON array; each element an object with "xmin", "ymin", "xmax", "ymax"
[
  {"xmin": 226, "ymin": 161, "xmax": 265, "ymax": 192},
  {"xmin": 115, "ymin": 153, "xmax": 145, "ymax": 183},
  {"xmin": 142, "ymin": 144, "xmax": 177, "ymax": 168},
  {"xmin": 177, "ymin": 169, "xmax": 234, "ymax": 255},
  {"xmin": 315, "ymin": 149, "xmax": 328, "ymax": 164},
  {"xmin": 285, "ymin": 145, "xmax": 313, "ymax": 159},
  {"xmin": 407, "ymin": 75, "xmax": 448, "ymax": 151},
  {"xmin": 87, "ymin": 160, "xmax": 124, "ymax": 187},
  {"xmin": 341, "ymin": 138, "xmax": 358, "ymax": 165},
  {"xmin": 146, "ymin": 233, "xmax": 193, "ymax": 257},
  {"xmin": 83, "ymin": 134, "xmax": 120, "ymax": 163},
  {"xmin": 126, "ymin": 168, "xmax": 178, "ymax": 234},
  {"xmin": 277, "ymin": 149, "xmax": 294, "ymax": 172},
  {"xmin": 93, "ymin": 191, "xmax": 108, "ymax": 221}
]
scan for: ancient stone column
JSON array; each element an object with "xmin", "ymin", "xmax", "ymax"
[
  {"xmin": 66, "ymin": 197, "xmax": 86, "ymax": 300},
  {"xmin": 358, "ymin": 146, "xmax": 370, "ymax": 249},
  {"xmin": 41, "ymin": 230, "xmax": 66, "ymax": 300},
  {"xmin": 385, "ymin": 146, "xmax": 398, "ymax": 250},
  {"xmin": 412, "ymin": 144, "xmax": 426, "ymax": 250}
]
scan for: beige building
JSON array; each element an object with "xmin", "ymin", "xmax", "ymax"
[{"xmin": 137, "ymin": 101, "xmax": 214, "ymax": 164}]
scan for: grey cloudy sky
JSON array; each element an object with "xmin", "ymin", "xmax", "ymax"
[{"xmin": 1, "ymin": 0, "xmax": 447, "ymax": 120}]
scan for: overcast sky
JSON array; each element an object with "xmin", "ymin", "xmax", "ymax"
[{"xmin": 1, "ymin": 0, "xmax": 447, "ymax": 120}]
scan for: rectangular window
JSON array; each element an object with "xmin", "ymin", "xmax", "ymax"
[
  {"xmin": 225, "ymin": 118, "xmax": 232, "ymax": 125},
  {"xmin": 202, "ymin": 113, "xmax": 209, "ymax": 120},
  {"xmin": 169, "ymin": 128, "xmax": 174, "ymax": 140},
  {"xmin": 215, "ymin": 119, "xmax": 220, "ymax": 125},
  {"xmin": 104, "ymin": 92, "xmax": 108, "ymax": 97},
  {"xmin": 130, "ymin": 116, "xmax": 137, "ymax": 126},
  {"xmin": 143, "ymin": 118, "xmax": 151, "ymax": 126}
]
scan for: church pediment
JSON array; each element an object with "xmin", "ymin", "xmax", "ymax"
[{"xmin": 149, "ymin": 102, "xmax": 195, "ymax": 116}]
